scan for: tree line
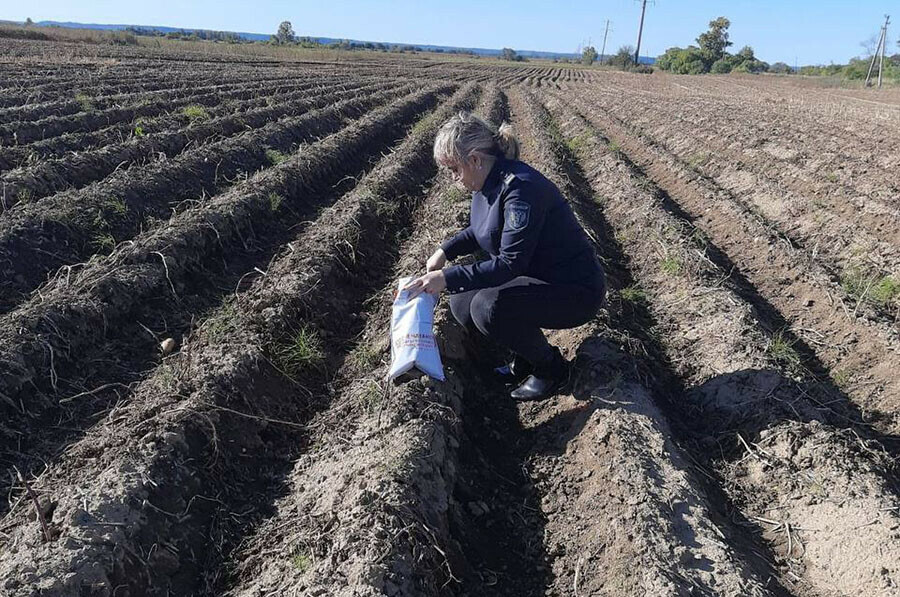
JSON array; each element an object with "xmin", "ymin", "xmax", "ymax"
[
  {"xmin": 655, "ymin": 16, "xmax": 900, "ymax": 80},
  {"xmin": 271, "ymin": 21, "xmax": 477, "ymax": 55},
  {"xmin": 656, "ymin": 18, "xmax": 769, "ymax": 74}
]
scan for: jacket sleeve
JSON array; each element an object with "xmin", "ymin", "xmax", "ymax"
[
  {"xmin": 440, "ymin": 226, "xmax": 478, "ymax": 260},
  {"xmin": 443, "ymin": 183, "xmax": 546, "ymax": 293}
]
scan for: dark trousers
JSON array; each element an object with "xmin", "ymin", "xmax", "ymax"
[{"xmin": 449, "ymin": 276, "xmax": 605, "ymax": 373}]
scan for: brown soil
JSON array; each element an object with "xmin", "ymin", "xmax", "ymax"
[{"xmin": 2, "ymin": 38, "xmax": 899, "ymax": 597}]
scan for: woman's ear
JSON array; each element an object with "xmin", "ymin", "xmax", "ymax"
[{"xmin": 471, "ymin": 154, "xmax": 483, "ymax": 171}]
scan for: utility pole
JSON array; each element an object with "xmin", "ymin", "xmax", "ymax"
[
  {"xmin": 865, "ymin": 15, "xmax": 890, "ymax": 88},
  {"xmin": 600, "ymin": 19, "xmax": 611, "ymax": 64},
  {"xmin": 634, "ymin": 0, "xmax": 648, "ymax": 65},
  {"xmin": 878, "ymin": 15, "xmax": 890, "ymax": 88}
]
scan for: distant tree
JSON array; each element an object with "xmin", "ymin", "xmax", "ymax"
[
  {"xmin": 733, "ymin": 59, "xmax": 769, "ymax": 74},
  {"xmin": 769, "ymin": 61, "xmax": 792, "ymax": 74},
  {"xmin": 24, "ymin": 17, "xmax": 33, "ymax": 27},
  {"xmin": 860, "ymin": 34, "xmax": 881, "ymax": 57},
  {"xmin": 842, "ymin": 57, "xmax": 873, "ymax": 80},
  {"xmin": 582, "ymin": 45, "xmax": 598, "ymax": 65},
  {"xmin": 657, "ymin": 20, "xmax": 772, "ymax": 75},
  {"xmin": 274, "ymin": 21, "xmax": 295, "ymax": 45},
  {"xmin": 710, "ymin": 57, "xmax": 733, "ymax": 74},
  {"xmin": 735, "ymin": 45, "xmax": 754, "ymax": 62},
  {"xmin": 501, "ymin": 47, "xmax": 518, "ymax": 61},
  {"xmin": 697, "ymin": 17, "xmax": 732, "ymax": 65},
  {"xmin": 731, "ymin": 46, "xmax": 768, "ymax": 73},
  {"xmin": 656, "ymin": 46, "xmax": 706, "ymax": 74},
  {"xmin": 607, "ymin": 45, "xmax": 636, "ymax": 70}
]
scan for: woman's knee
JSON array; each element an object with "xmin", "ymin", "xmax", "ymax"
[
  {"xmin": 448, "ymin": 292, "xmax": 475, "ymax": 328},
  {"xmin": 469, "ymin": 288, "xmax": 502, "ymax": 336}
]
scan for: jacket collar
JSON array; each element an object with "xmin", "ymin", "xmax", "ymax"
[{"xmin": 479, "ymin": 156, "xmax": 507, "ymax": 197}]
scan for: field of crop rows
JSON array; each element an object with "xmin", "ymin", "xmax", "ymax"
[{"xmin": 2, "ymin": 37, "xmax": 900, "ymax": 597}]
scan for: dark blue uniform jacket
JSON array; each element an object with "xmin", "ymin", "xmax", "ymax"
[{"xmin": 442, "ymin": 157, "xmax": 604, "ymax": 294}]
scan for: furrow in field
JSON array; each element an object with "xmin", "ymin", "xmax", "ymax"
[
  {"xmin": 542, "ymin": 90, "xmax": 900, "ymax": 597},
  {"xmin": 0, "ymin": 77, "xmax": 216, "ymax": 124},
  {"xmin": 0, "ymin": 64, "xmax": 297, "ymax": 106},
  {"xmin": 0, "ymin": 83, "xmax": 411, "ymax": 315},
  {"xmin": 647, "ymin": 91, "xmax": 900, "ymax": 195},
  {"xmin": 0, "ymin": 78, "xmax": 385, "ymax": 204},
  {"xmin": 0, "ymin": 74, "xmax": 343, "ymax": 146},
  {"xmin": 0, "ymin": 73, "xmax": 202, "ymax": 110},
  {"xmin": 224, "ymin": 83, "xmax": 485, "ymax": 597},
  {"xmin": 0, "ymin": 86, "xmax": 450, "ymax": 508},
  {"xmin": 564, "ymin": 90, "xmax": 900, "ymax": 441},
  {"xmin": 594, "ymin": 91, "xmax": 900, "ymax": 313},
  {"xmin": 0, "ymin": 71, "xmax": 334, "ymax": 125},
  {"xmin": 0, "ymin": 83, "xmax": 474, "ymax": 597},
  {"xmin": 0, "ymin": 76, "xmax": 365, "ymax": 172},
  {"xmin": 440, "ymin": 85, "xmax": 779, "ymax": 597}
]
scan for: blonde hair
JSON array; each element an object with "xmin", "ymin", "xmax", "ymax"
[{"xmin": 433, "ymin": 111, "xmax": 520, "ymax": 166}]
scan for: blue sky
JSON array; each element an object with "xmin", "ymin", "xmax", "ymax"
[{"xmin": 2, "ymin": 1, "xmax": 895, "ymax": 65}]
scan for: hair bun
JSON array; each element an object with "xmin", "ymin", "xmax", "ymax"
[{"xmin": 496, "ymin": 122, "xmax": 520, "ymax": 161}]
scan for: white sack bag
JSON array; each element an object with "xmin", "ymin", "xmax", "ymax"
[{"xmin": 388, "ymin": 276, "xmax": 445, "ymax": 381}]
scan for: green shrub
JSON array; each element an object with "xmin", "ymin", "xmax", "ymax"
[
  {"xmin": 872, "ymin": 276, "xmax": 900, "ymax": 307},
  {"xmin": 841, "ymin": 268, "xmax": 899, "ymax": 308},
  {"xmin": 181, "ymin": 105, "xmax": 209, "ymax": 122},
  {"xmin": 566, "ymin": 134, "xmax": 588, "ymax": 155},
  {"xmin": 711, "ymin": 58, "xmax": 733, "ymax": 74},
  {"xmin": 267, "ymin": 192, "xmax": 284, "ymax": 212},
  {"xmin": 767, "ymin": 330, "xmax": 801, "ymax": 370},
  {"xmin": 830, "ymin": 368, "xmax": 851, "ymax": 388},
  {"xmin": 660, "ymin": 256, "xmax": 682, "ymax": 276},
  {"xmin": 656, "ymin": 46, "xmax": 708, "ymax": 74},
  {"xmin": 74, "ymin": 93, "xmax": 94, "ymax": 112},
  {"xmin": 272, "ymin": 325, "xmax": 325, "ymax": 377},
  {"xmin": 204, "ymin": 300, "xmax": 239, "ymax": 343},
  {"xmin": 90, "ymin": 231, "xmax": 116, "ymax": 252},
  {"xmin": 620, "ymin": 286, "xmax": 646, "ymax": 303},
  {"xmin": 688, "ymin": 152, "xmax": 710, "ymax": 169},
  {"xmin": 291, "ymin": 552, "xmax": 311, "ymax": 572},
  {"xmin": 265, "ymin": 148, "xmax": 287, "ymax": 165}
]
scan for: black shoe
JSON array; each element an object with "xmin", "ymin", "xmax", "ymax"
[
  {"xmin": 510, "ymin": 374, "xmax": 563, "ymax": 401},
  {"xmin": 509, "ymin": 349, "xmax": 568, "ymax": 401},
  {"xmin": 493, "ymin": 355, "xmax": 533, "ymax": 383}
]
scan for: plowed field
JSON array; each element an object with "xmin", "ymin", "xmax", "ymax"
[{"xmin": 2, "ymin": 38, "xmax": 900, "ymax": 597}]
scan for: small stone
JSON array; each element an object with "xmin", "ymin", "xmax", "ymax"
[
  {"xmin": 467, "ymin": 501, "xmax": 485, "ymax": 517},
  {"xmin": 160, "ymin": 338, "xmax": 177, "ymax": 355}
]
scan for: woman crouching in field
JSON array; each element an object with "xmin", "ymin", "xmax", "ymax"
[{"xmin": 404, "ymin": 112, "xmax": 606, "ymax": 400}]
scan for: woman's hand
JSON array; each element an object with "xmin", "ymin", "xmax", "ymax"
[
  {"xmin": 426, "ymin": 248, "xmax": 447, "ymax": 272},
  {"xmin": 403, "ymin": 270, "xmax": 447, "ymax": 298}
]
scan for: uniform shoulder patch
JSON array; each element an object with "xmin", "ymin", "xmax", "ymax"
[{"xmin": 504, "ymin": 200, "xmax": 530, "ymax": 231}]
